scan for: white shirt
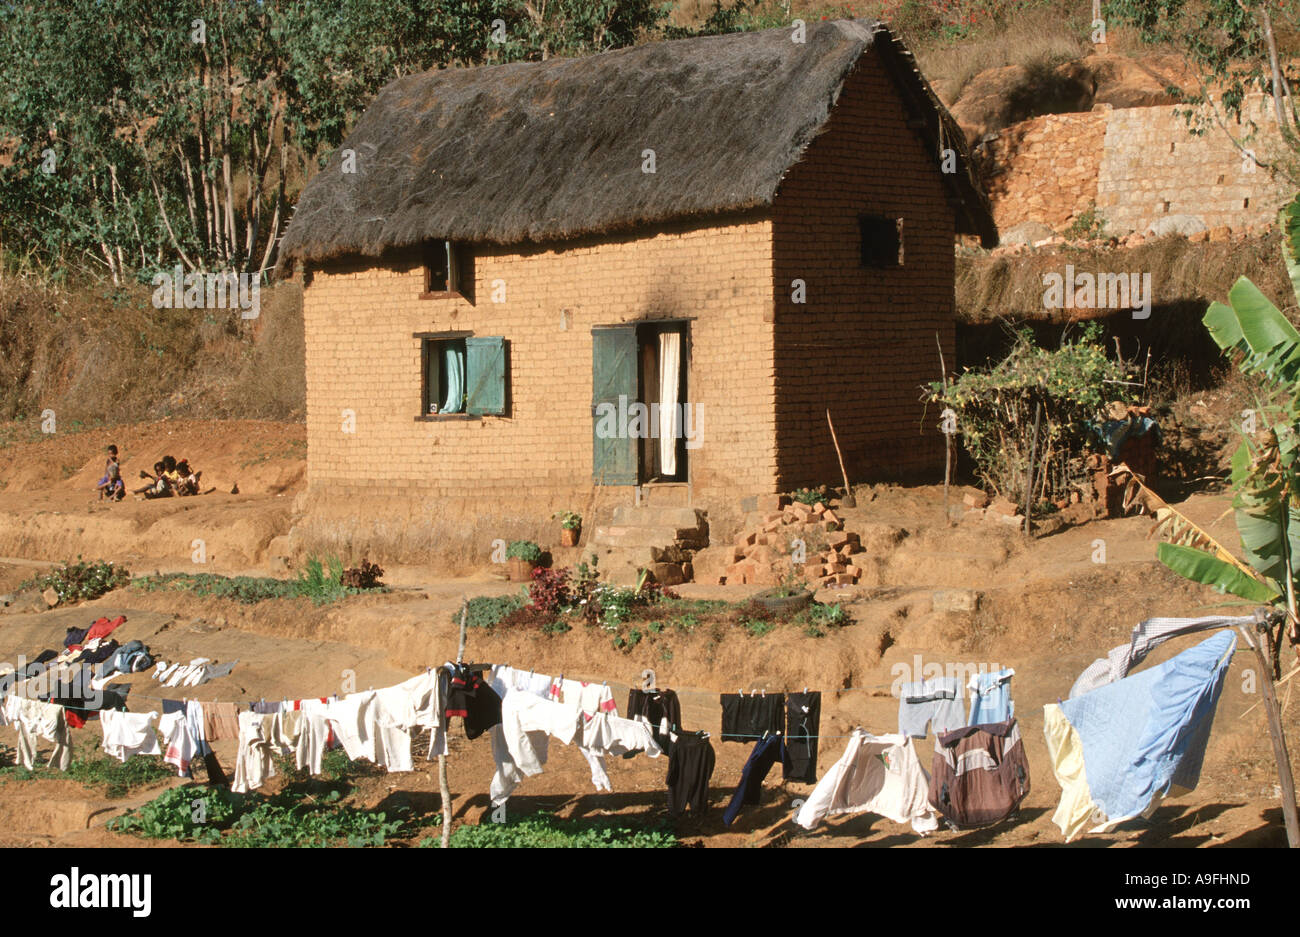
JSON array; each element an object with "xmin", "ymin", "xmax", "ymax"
[
  {"xmin": 231, "ymin": 711, "xmax": 277, "ymax": 793},
  {"xmin": 159, "ymin": 711, "xmax": 195, "ymax": 776},
  {"xmin": 794, "ymin": 730, "xmax": 939, "ymax": 834},
  {"xmin": 101, "ymin": 711, "xmax": 161, "ymax": 762},
  {"xmin": 489, "ymin": 690, "xmax": 583, "ymax": 805},
  {"xmin": 578, "ymin": 712, "xmax": 663, "ymax": 793}
]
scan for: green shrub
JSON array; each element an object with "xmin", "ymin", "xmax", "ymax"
[
  {"xmin": 131, "ymin": 561, "xmax": 376, "ymax": 606},
  {"xmin": 2, "ymin": 756, "xmax": 175, "ymax": 797},
  {"xmin": 790, "ymin": 487, "xmax": 831, "ymax": 506},
  {"xmin": 1064, "ymin": 203, "xmax": 1107, "ymax": 240},
  {"xmin": 442, "ymin": 812, "xmax": 677, "ymax": 848},
  {"xmin": 613, "ymin": 627, "xmax": 643, "ymax": 651},
  {"xmin": 224, "ymin": 791, "xmax": 405, "ymax": 848},
  {"xmin": 461, "ymin": 594, "xmax": 526, "ymax": 629},
  {"xmin": 132, "ymin": 572, "xmax": 298, "ymax": 603},
  {"xmin": 794, "ymin": 601, "xmax": 849, "ymax": 638},
  {"xmin": 109, "ymin": 786, "xmax": 234, "ymax": 843},
  {"xmin": 21, "ymin": 558, "xmax": 129, "ymax": 603},
  {"xmin": 505, "ymin": 540, "xmax": 543, "ymax": 563},
  {"xmin": 925, "ymin": 322, "xmax": 1135, "ymax": 503},
  {"xmin": 111, "ymin": 785, "xmax": 408, "ymax": 847},
  {"xmin": 66, "ymin": 757, "xmax": 177, "ymax": 798},
  {"xmin": 295, "ymin": 554, "xmax": 347, "ymax": 604}
]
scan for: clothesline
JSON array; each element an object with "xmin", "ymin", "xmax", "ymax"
[
  {"xmin": 1, "ymin": 662, "xmax": 1244, "ymax": 714},
  {"xmin": 0, "ymin": 615, "xmax": 1258, "ymax": 847},
  {"xmin": 5, "ymin": 612, "xmax": 1259, "ymax": 720}
]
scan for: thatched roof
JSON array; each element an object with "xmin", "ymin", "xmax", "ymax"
[{"xmin": 279, "ymin": 19, "xmax": 997, "ymax": 268}]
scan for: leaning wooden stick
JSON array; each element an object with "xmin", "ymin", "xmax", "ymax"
[
  {"xmin": 439, "ymin": 599, "xmax": 469, "ymax": 848},
  {"xmin": 1240, "ymin": 620, "xmax": 1300, "ymax": 848},
  {"xmin": 936, "ymin": 332, "xmax": 951, "ymax": 524},
  {"xmin": 826, "ymin": 409, "xmax": 855, "ymax": 509},
  {"xmin": 1023, "ymin": 403, "xmax": 1041, "ymax": 538}
]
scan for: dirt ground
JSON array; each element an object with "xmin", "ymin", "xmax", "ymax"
[{"xmin": 0, "ymin": 420, "xmax": 1293, "ymax": 848}]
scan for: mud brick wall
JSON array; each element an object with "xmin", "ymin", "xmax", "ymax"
[
  {"xmin": 982, "ymin": 110, "xmax": 1107, "ymax": 232},
  {"xmin": 1096, "ymin": 96, "xmax": 1293, "ymax": 233},
  {"xmin": 301, "ymin": 216, "xmax": 778, "ymax": 533},
  {"xmin": 771, "ymin": 50, "xmax": 955, "ymax": 485}
]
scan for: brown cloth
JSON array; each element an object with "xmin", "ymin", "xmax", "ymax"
[
  {"xmin": 202, "ymin": 701, "xmax": 242, "ymax": 742},
  {"xmin": 928, "ymin": 718, "xmax": 1030, "ymax": 830}
]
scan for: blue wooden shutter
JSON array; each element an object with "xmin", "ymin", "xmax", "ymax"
[
  {"xmin": 591, "ymin": 326, "xmax": 638, "ymax": 485},
  {"xmin": 466, "ymin": 336, "xmax": 506, "ymax": 416}
]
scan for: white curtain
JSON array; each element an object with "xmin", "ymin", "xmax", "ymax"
[{"xmin": 658, "ymin": 332, "xmax": 681, "ymax": 476}]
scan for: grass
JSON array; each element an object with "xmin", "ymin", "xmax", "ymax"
[
  {"xmin": 131, "ymin": 555, "xmax": 385, "ymax": 606},
  {"xmin": 464, "ymin": 584, "xmax": 852, "ymax": 652},
  {"xmin": 0, "ymin": 756, "xmax": 176, "ymax": 799},
  {"xmin": 0, "ymin": 278, "xmax": 304, "ymax": 428},
  {"xmin": 428, "ymin": 811, "xmax": 677, "ymax": 848}
]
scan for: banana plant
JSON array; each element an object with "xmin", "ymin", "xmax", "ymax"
[{"xmin": 1153, "ymin": 195, "xmax": 1300, "ymax": 623}]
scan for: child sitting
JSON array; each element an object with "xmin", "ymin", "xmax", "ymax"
[
  {"xmin": 133, "ymin": 461, "xmax": 172, "ymax": 498},
  {"xmin": 95, "ymin": 445, "xmax": 125, "ymax": 501},
  {"xmin": 175, "ymin": 459, "xmax": 202, "ymax": 496}
]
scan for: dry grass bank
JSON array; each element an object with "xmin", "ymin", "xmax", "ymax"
[{"xmin": 0, "ymin": 278, "xmax": 304, "ymax": 436}]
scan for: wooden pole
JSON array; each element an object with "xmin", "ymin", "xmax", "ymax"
[
  {"xmin": 1242, "ymin": 620, "xmax": 1300, "ymax": 847},
  {"xmin": 936, "ymin": 332, "xmax": 951, "ymax": 524},
  {"xmin": 439, "ymin": 599, "xmax": 468, "ymax": 848},
  {"xmin": 826, "ymin": 410, "xmax": 855, "ymax": 509},
  {"xmin": 1023, "ymin": 403, "xmax": 1042, "ymax": 538}
]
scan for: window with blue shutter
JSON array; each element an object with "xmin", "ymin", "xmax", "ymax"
[
  {"xmin": 466, "ymin": 336, "xmax": 507, "ymax": 416},
  {"xmin": 415, "ymin": 332, "xmax": 507, "ymax": 419}
]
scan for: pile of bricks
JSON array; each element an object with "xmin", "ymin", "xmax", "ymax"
[
  {"xmin": 722, "ymin": 496, "xmax": 873, "ymax": 588},
  {"xmin": 959, "ymin": 492, "xmax": 1026, "ymax": 527}
]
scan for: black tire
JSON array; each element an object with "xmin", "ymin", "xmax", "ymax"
[{"xmin": 750, "ymin": 587, "xmax": 814, "ymax": 615}]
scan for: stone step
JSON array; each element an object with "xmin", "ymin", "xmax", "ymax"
[
  {"xmin": 611, "ymin": 505, "xmax": 707, "ymax": 532},
  {"xmin": 589, "ymin": 525, "xmax": 706, "ymax": 550},
  {"xmin": 589, "ymin": 542, "xmax": 692, "ymax": 565},
  {"xmin": 595, "ymin": 554, "xmax": 691, "ymax": 586}
]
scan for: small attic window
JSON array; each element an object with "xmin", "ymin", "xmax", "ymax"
[
  {"xmin": 859, "ymin": 215, "xmax": 903, "ymax": 268},
  {"xmin": 422, "ymin": 240, "xmax": 471, "ymax": 298}
]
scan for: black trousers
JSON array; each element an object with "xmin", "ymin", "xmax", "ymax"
[
  {"xmin": 784, "ymin": 692, "xmax": 821, "ymax": 783},
  {"xmin": 719, "ymin": 693, "xmax": 784, "ymax": 742},
  {"xmin": 666, "ymin": 732, "xmax": 715, "ymax": 816}
]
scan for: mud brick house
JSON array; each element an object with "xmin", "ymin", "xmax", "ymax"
[{"xmin": 278, "ymin": 19, "xmax": 996, "ymax": 560}]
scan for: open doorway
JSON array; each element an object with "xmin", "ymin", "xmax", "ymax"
[
  {"xmin": 637, "ymin": 321, "xmax": 688, "ymax": 483},
  {"xmin": 591, "ymin": 320, "xmax": 690, "ymax": 486}
]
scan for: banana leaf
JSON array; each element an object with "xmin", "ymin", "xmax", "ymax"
[
  {"xmin": 1203, "ymin": 278, "xmax": 1300, "ymax": 385},
  {"xmin": 1157, "ymin": 542, "xmax": 1280, "ymax": 603},
  {"xmin": 1282, "ymin": 195, "xmax": 1300, "ymax": 310}
]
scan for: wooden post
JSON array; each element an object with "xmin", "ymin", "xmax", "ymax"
[
  {"xmin": 439, "ymin": 599, "xmax": 469, "ymax": 848},
  {"xmin": 1023, "ymin": 403, "xmax": 1042, "ymax": 538},
  {"xmin": 826, "ymin": 410, "xmax": 855, "ymax": 509},
  {"xmin": 936, "ymin": 332, "xmax": 951, "ymax": 524},
  {"xmin": 1242, "ymin": 620, "xmax": 1300, "ymax": 847}
]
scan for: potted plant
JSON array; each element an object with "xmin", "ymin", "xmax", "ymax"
[
  {"xmin": 505, "ymin": 540, "xmax": 543, "ymax": 582},
  {"xmin": 752, "ymin": 570, "xmax": 814, "ymax": 614},
  {"xmin": 553, "ymin": 511, "xmax": 582, "ymax": 547}
]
